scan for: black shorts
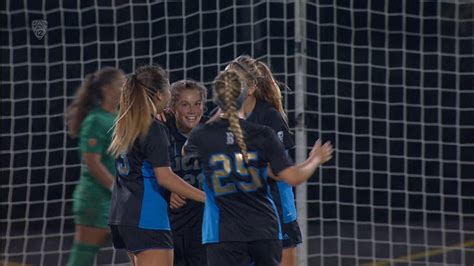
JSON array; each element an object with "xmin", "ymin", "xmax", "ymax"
[
  {"xmin": 206, "ymin": 239, "xmax": 282, "ymax": 266},
  {"xmin": 173, "ymin": 234, "xmax": 207, "ymax": 266},
  {"xmin": 109, "ymin": 225, "xmax": 173, "ymax": 254},
  {"xmin": 281, "ymin": 220, "xmax": 302, "ymax": 248}
]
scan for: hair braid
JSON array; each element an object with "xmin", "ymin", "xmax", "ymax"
[{"xmin": 214, "ymin": 70, "xmax": 249, "ymax": 163}]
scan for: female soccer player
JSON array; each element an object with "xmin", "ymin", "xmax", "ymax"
[
  {"xmin": 166, "ymin": 80, "xmax": 208, "ymax": 266},
  {"xmin": 107, "ymin": 65, "xmax": 205, "ymax": 266},
  {"xmin": 66, "ymin": 67, "xmax": 125, "ymax": 266},
  {"xmin": 184, "ymin": 70, "xmax": 333, "ymax": 266},
  {"xmin": 227, "ymin": 55, "xmax": 302, "ymax": 266}
]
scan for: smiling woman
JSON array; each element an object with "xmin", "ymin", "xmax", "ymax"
[
  {"xmin": 168, "ymin": 80, "xmax": 207, "ymax": 135},
  {"xmin": 165, "ymin": 79, "xmax": 209, "ymax": 266}
]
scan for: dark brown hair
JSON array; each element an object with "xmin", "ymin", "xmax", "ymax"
[{"xmin": 67, "ymin": 67, "xmax": 124, "ymax": 138}]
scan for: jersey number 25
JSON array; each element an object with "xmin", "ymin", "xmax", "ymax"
[{"xmin": 209, "ymin": 152, "xmax": 262, "ymax": 196}]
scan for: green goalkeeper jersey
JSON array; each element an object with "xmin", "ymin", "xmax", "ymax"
[{"xmin": 73, "ymin": 107, "xmax": 116, "ymax": 211}]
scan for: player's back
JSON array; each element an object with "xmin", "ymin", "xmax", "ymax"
[{"xmin": 186, "ymin": 118, "xmax": 292, "ymax": 244}]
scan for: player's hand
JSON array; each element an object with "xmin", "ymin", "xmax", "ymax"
[
  {"xmin": 309, "ymin": 139, "xmax": 333, "ymax": 165},
  {"xmin": 169, "ymin": 192, "xmax": 187, "ymax": 209}
]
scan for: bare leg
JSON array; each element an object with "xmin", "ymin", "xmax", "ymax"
[
  {"xmin": 128, "ymin": 252, "xmax": 137, "ymax": 266},
  {"xmin": 135, "ymin": 249, "xmax": 173, "ymax": 266},
  {"xmin": 280, "ymin": 247, "xmax": 297, "ymax": 266}
]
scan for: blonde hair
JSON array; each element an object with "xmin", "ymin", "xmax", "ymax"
[
  {"xmin": 168, "ymin": 79, "xmax": 207, "ymax": 111},
  {"xmin": 214, "ymin": 70, "xmax": 250, "ymax": 163},
  {"xmin": 254, "ymin": 60, "xmax": 288, "ymax": 122},
  {"xmin": 228, "ymin": 55, "xmax": 288, "ymax": 123},
  {"xmin": 67, "ymin": 67, "xmax": 124, "ymax": 138},
  {"xmin": 108, "ymin": 65, "xmax": 169, "ymax": 157}
]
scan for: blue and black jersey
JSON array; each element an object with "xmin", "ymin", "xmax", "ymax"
[
  {"xmin": 246, "ymin": 99, "xmax": 297, "ymax": 224},
  {"xmin": 108, "ymin": 119, "xmax": 171, "ymax": 230},
  {"xmin": 184, "ymin": 118, "xmax": 293, "ymax": 244},
  {"xmin": 165, "ymin": 114, "xmax": 205, "ymax": 237}
]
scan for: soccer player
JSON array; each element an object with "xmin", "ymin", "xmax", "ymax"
[
  {"xmin": 183, "ymin": 70, "xmax": 333, "ymax": 266},
  {"xmin": 227, "ymin": 55, "xmax": 302, "ymax": 266},
  {"xmin": 166, "ymin": 80, "xmax": 208, "ymax": 266},
  {"xmin": 107, "ymin": 65, "xmax": 205, "ymax": 266},
  {"xmin": 66, "ymin": 67, "xmax": 125, "ymax": 266}
]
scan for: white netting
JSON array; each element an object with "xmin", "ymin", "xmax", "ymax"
[
  {"xmin": 0, "ymin": 1, "xmax": 472, "ymax": 266},
  {"xmin": 301, "ymin": 1, "xmax": 474, "ymax": 265}
]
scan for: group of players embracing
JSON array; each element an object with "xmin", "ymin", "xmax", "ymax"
[{"xmin": 67, "ymin": 55, "xmax": 333, "ymax": 266}]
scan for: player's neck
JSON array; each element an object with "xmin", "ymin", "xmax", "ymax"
[
  {"xmin": 101, "ymin": 100, "xmax": 117, "ymax": 114},
  {"xmin": 242, "ymin": 97, "xmax": 256, "ymax": 118},
  {"xmin": 176, "ymin": 122, "xmax": 191, "ymax": 137}
]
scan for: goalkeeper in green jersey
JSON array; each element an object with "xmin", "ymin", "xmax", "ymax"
[{"xmin": 66, "ymin": 67, "xmax": 125, "ymax": 266}]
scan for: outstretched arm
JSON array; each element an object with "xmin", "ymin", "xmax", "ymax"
[
  {"xmin": 271, "ymin": 139, "xmax": 333, "ymax": 186},
  {"xmin": 154, "ymin": 167, "xmax": 205, "ymax": 203}
]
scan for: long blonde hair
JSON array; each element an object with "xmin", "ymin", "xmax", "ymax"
[
  {"xmin": 108, "ymin": 65, "xmax": 169, "ymax": 157},
  {"xmin": 254, "ymin": 60, "xmax": 287, "ymax": 122},
  {"xmin": 229, "ymin": 55, "xmax": 288, "ymax": 123},
  {"xmin": 67, "ymin": 67, "xmax": 124, "ymax": 138},
  {"xmin": 214, "ymin": 70, "xmax": 250, "ymax": 163}
]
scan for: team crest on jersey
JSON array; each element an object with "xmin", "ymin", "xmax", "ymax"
[
  {"xmin": 87, "ymin": 138, "xmax": 97, "ymax": 147},
  {"xmin": 32, "ymin": 20, "xmax": 47, "ymax": 40},
  {"xmin": 226, "ymin": 132, "xmax": 234, "ymax": 145},
  {"xmin": 277, "ymin": 131, "xmax": 284, "ymax": 143}
]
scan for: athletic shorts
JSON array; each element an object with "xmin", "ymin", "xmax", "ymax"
[
  {"xmin": 281, "ymin": 220, "xmax": 302, "ymax": 248},
  {"xmin": 173, "ymin": 234, "xmax": 207, "ymax": 266},
  {"xmin": 72, "ymin": 185, "xmax": 111, "ymax": 229},
  {"xmin": 206, "ymin": 239, "xmax": 282, "ymax": 266},
  {"xmin": 109, "ymin": 225, "xmax": 173, "ymax": 254}
]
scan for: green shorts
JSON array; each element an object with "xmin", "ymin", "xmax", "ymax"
[{"xmin": 72, "ymin": 180, "xmax": 111, "ymax": 229}]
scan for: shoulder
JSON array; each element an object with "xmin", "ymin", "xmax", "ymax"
[
  {"xmin": 241, "ymin": 119, "xmax": 272, "ymax": 135},
  {"xmin": 189, "ymin": 123, "xmax": 207, "ymax": 137},
  {"xmin": 82, "ymin": 109, "xmax": 100, "ymax": 125},
  {"xmin": 80, "ymin": 109, "xmax": 109, "ymax": 132},
  {"xmin": 252, "ymin": 100, "xmax": 284, "ymax": 123},
  {"xmin": 84, "ymin": 108, "xmax": 115, "ymax": 126},
  {"xmin": 149, "ymin": 119, "xmax": 170, "ymax": 137},
  {"xmin": 262, "ymin": 102, "xmax": 283, "ymax": 121}
]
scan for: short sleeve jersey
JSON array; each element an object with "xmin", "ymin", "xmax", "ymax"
[
  {"xmin": 165, "ymin": 114, "xmax": 205, "ymax": 236},
  {"xmin": 184, "ymin": 118, "xmax": 293, "ymax": 244},
  {"xmin": 78, "ymin": 107, "xmax": 116, "ymax": 194},
  {"xmin": 108, "ymin": 119, "xmax": 172, "ymax": 230},
  {"xmin": 246, "ymin": 99, "xmax": 297, "ymax": 224}
]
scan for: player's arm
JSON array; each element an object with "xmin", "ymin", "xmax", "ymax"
[
  {"xmin": 79, "ymin": 116, "xmax": 114, "ymax": 190},
  {"xmin": 263, "ymin": 126, "xmax": 333, "ymax": 186},
  {"xmin": 83, "ymin": 153, "xmax": 114, "ymax": 190},
  {"xmin": 272, "ymin": 139, "xmax": 333, "ymax": 186},
  {"xmin": 154, "ymin": 167, "xmax": 205, "ymax": 203}
]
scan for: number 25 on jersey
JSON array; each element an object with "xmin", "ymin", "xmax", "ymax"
[{"xmin": 209, "ymin": 152, "xmax": 262, "ymax": 196}]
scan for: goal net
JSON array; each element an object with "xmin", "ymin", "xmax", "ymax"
[{"xmin": 1, "ymin": 0, "xmax": 472, "ymax": 265}]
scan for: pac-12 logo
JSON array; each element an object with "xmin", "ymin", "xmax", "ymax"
[{"xmin": 31, "ymin": 20, "xmax": 48, "ymax": 40}]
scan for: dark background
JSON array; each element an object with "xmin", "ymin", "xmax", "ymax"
[{"xmin": 1, "ymin": 0, "xmax": 473, "ymax": 265}]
